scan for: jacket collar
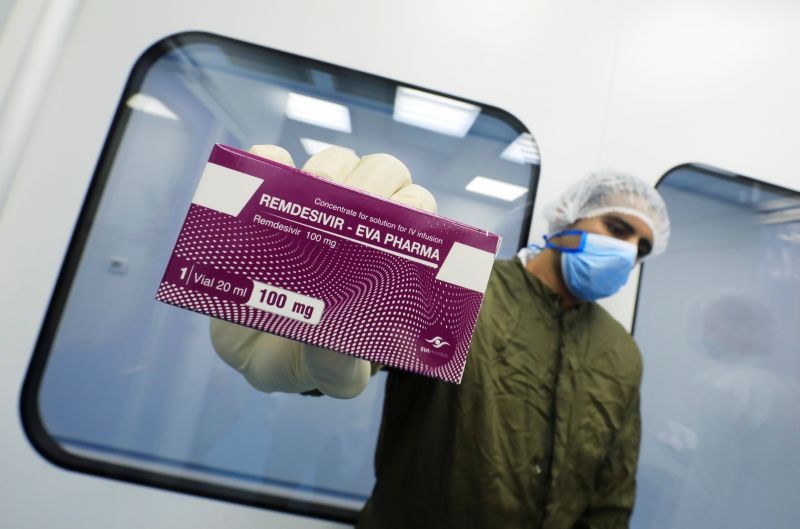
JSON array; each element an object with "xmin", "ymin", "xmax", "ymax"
[{"xmin": 513, "ymin": 254, "xmax": 592, "ymax": 322}]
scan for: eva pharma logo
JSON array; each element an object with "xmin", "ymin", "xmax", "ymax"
[
  {"xmin": 416, "ymin": 327, "xmax": 456, "ymax": 368},
  {"xmin": 424, "ymin": 336, "xmax": 451, "ymax": 349}
]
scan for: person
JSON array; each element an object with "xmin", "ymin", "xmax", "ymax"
[
  {"xmin": 651, "ymin": 292, "xmax": 800, "ymax": 528},
  {"xmin": 210, "ymin": 145, "xmax": 671, "ymax": 528}
]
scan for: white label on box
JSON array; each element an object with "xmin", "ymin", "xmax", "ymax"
[
  {"xmin": 435, "ymin": 242, "xmax": 496, "ymax": 292},
  {"xmin": 192, "ymin": 163, "xmax": 263, "ymax": 216},
  {"xmin": 245, "ymin": 280, "xmax": 326, "ymax": 325}
]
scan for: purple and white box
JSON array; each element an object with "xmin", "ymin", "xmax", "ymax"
[{"xmin": 156, "ymin": 144, "xmax": 501, "ymax": 383}]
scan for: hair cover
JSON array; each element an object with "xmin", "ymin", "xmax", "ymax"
[{"xmin": 543, "ymin": 170, "xmax": 671, "ymax": 256}]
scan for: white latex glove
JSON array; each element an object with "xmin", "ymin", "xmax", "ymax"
[{"xmin": 210, "ymin": 144, "xmax": 437, "ymax": 398}]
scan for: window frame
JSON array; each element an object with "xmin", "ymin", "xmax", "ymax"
[
  {"xmin": 20, "ymin": 31, "xmax": 539, "ymax": 522},
  {"xmin": 630, "ymin": 161, "xmax": 800, "ymax": 527},
  {"xmin": 631, "ymin": 162, "xmax": 789, "ymax": 334}
]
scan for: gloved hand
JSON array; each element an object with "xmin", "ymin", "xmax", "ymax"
[{"xmin": 210, "ymin": 144, "xmax": 437, "ymax": 398}]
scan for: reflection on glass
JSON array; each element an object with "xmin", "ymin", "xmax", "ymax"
[
  {"xmin": 34, "ymin": 34, "xmax": 538, "ymax": 513},
  {"xmin": 501, "ymin": 132, "xmax": 540, "ymax": 165},
  {"xmin": 632, "ymin": 166, "xmax": 800, "ymax": 529},
  {"xmin": 392, "ymin": 86, "xmax": 481, "ymax": 137},
  {"xmin": 285, "ymin": 92, "xmax": 352, "ymax": 133},
  {"xmin": 466, "ymin": 175, "xmax": 529, "ymax": 201},
  {"xmin": 126, "ymin": 93, "xmax": 179, "ymax": 120}
]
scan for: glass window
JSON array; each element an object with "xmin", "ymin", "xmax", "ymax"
[
  {"xmin": 22, "ymin": 32, "xmax": 539, "ymax": 520},
  {"xmin": 0, "ymin": 0, "xmax": 15, "ymax": 33},
  {"xmin": 632, "ymin": 164, "xmax": 800, "ymax": 528}
]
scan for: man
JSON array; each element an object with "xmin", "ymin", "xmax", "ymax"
[{"xmin": 211, "ymin": 145, "xmax": 671, "ymax": 528}]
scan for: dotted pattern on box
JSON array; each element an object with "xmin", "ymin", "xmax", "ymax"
[{"xmin": 156, "ymin": 205, "xmax": 485, "ymax": 383}]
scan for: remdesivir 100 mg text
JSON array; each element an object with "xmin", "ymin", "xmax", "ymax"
[{"xmin": 156, "ymin": 144, "xmax": 501, "ymax": 383}]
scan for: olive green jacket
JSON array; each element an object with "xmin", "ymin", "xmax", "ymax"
[{"xmin": 357, "ymin": 259, "xmax": 643, "ymax": 529}]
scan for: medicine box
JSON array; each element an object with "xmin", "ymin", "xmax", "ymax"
[{"xmin": 156, "ymin": 144, "xmax": 501, "ymax": 383}]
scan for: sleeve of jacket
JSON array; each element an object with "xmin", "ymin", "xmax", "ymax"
[{"xmin": 575, "ymin": 389, "xmax": 642, "ymax": 529}]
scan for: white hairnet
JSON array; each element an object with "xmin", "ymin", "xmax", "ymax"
[{"xmin": 543, "ymin": 170, "xmax": 671, "ymax": 256}]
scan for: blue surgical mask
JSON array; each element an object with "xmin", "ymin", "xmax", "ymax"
[{"xmin": 531, "ymin": 230, "xmax": 637, "ymax": 301}]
